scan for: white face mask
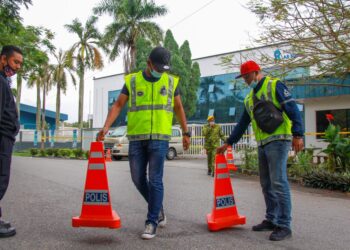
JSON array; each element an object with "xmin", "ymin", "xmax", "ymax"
[{"xmin": 209, "ymin": 121, "xmax": 215, "ymax": 126}]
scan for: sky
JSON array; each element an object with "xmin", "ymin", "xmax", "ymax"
[{"xmin": 19, "ymin": 0, "xmax": 260, "ymax": 123}]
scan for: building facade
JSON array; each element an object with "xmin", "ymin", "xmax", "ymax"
[
  {"xmin": 19, "ymin": 103, "xmax": 68, "ymax": 130},
  {"xmin": 93, "ymin": 44, "xmax": 350, "ymax": 148}
]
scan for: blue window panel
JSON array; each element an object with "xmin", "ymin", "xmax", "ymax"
[
  {"xmin": 208, "ymin": 84, "xmax": 214, "ymax": 93},
  {"xmin": 297, "ymin": 104, "xmax": 303, "ymax": 111},
  {"xmin": 208, "ymin": 109, "xmax": 214, "ymax": 116},
  {"xmin": 229, "ymin": 107, "xmax": 236, "ymax": 116}
]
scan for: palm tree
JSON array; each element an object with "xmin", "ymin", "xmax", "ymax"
[
  {"xmin": 27, "ymin": 69, "xmax": 42, "ymax": 131},
  {"xmin": 27, "ymin": 64, "xmax": 54, "ymax": 149},
  {"xmin": 65, "ymin": 16, "xmax": 104, "ymax": 129},
  {"xmin": 15, "ymin": 26, "xmax": 54, "ymax": 114},
  {"xmin": 52, "ymin": 49, "xmax": 76, "ymax": 129},
  {"xmin": 94, "ymin": 0, "xmax": 167, "ymax": 73}
]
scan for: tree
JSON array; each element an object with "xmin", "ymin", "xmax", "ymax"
[
  {"xmin": 52, "ymin": 49, "xmax": 76, "ymax": 129},
  {"xmin": 65, "ymin": 16, "xmax": 104, "ymax": 129},
  {"xmin": 27, "ymin": 69, "xmax": 43, "ymax": 131},
  {"xmin": 28, "ymin": 63, "xmax": 54, "ymax": 149},
  {"xmin": 164, "ymin": 30, "xmax": 201, "ymax": 119},
  {"xmin": 0, "ymin": 0, "xmax": 32, "ymax": 20},
  {"xmin": 247, "ymin": 0, "xmax": 350, "ymax": 78},
  {"xmin": 15, "ymin": 26, "xmax": 55, "ymax": 114},
  {"xmin": 94, "ymin": 0, "xmax": 167, "ymax": 73},
  {"xmin": 134, "ymin": 36, "xmax": 153, "ymax": 72}
]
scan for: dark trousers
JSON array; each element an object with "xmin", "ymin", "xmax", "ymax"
[{"xmin": 0, "ymin": 135, "xmax": 14, "ymax": 218}]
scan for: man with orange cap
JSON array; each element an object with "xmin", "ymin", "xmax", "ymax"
[
  {"xmin": 217, "ymin": 60, "xmax": 304, "ymax": 241},
  {"xmin": 203, "ymin": 115, "xmax": 225, "ymax": 176}
]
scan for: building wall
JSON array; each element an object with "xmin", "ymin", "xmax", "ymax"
[
  {"xmin": 303, "ymin": 95, "xmax": 350, "ymax": 148},
  {"xmin": 93, "ymin": 73, "xmax": 125, "ymax": 128},
  {"xmin": 19, "ymin": 108, "xmax": 68, "ymax": 130}
]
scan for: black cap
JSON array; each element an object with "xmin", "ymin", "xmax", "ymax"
[{"xmin": 149, "ymin": 46, "xmax": 171, "ymax": 72}]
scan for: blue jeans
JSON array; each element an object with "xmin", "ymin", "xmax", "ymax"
[
  {"xmin": 129, "ymin": 140, "xmax": 169, "ymax": 227},
  {"xmin": 258, "ymin": 140, "xmax": 292, "ymax": 229}
]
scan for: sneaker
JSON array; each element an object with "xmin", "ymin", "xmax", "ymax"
[
  {"xmin": 269, "ymin": 226, "xmax": 292, "ymax": 241},
  {"xmin": 141, "ymin": 223, "xmax": 156, "ymax": 240},
  {"xmin": 158, "ymin": 208, "xmax": 167, "ymax": 228},
  {"xmin": 252, "ymin": 220, "xmax": 276, "ymax": 231},
  {"xmin": 0, "ymin": 219, "xmax": 11, "ymax": 229},
  {"xmin": 0, "ymin": 226, "xmax": 16, "ymax": 238}
]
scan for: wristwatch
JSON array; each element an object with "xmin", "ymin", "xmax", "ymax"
[{"xmin": 182, "ymin": 131, "xmax": 192, "ymax": 137}]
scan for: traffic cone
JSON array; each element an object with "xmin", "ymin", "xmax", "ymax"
[
  {"xmin": 207, "ymin": 154, "xmax": 246, "ymax": 231},
  {"xmin": 105, "ymin": 148, "xmax": 112, "ymax": 162},
  {"xmin": 72, "ymin": 142, "xmax": 121, "ymax": 229},
  {"xmin": 226, "ymin": 146, "xmax": 238, "ymax": 171}
]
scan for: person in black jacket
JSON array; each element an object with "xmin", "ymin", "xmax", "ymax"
[{"xmin": 0, "ymin": 45, "xmax": 23, "ymax": 238}]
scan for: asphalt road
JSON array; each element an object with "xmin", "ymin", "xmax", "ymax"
[{"xmin": 1, "ymin": 156, "xmax": 350, "ymax": 250}]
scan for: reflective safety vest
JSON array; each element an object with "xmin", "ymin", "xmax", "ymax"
[
  {"xmin": 125, "ymin": 71, "xmax": 179, "ymax": 141},
  {"xmin": 244, "ymin": 76, "xmax": 292, "ymax": 146}
]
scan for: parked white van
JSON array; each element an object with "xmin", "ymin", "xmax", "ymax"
[{"xmin": 103, "ymin": 126, "xmax": 184, "ymax": 160}]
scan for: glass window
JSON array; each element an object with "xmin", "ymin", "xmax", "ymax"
[
  {"xmin": 316, "ymin": 109, "xmax": 350, "ymax": 139},
  {"xmin": 172, "ymin": 129, "xmax": 181, "ymax": 137},
  {"xmin": 208, "ymin": 84, "xmax": 214, "ymax": 93},
  {"xmin": 229, "ymin": 107, "xmax": 236, "ymax": 116},
  {"xmin": 109, "ymin": 126, "xmax": 126, "ymax": 137},
  {"xmin": 108, "ymin": 90, "xmax": 128, "ymax": 127},
  {"xmin": 208, "ymin": 109, "xmax": 214, "ymax": 116},
  {"xmin": 297, "ymin": 104, "xmax": 303, "ymax": 111}
]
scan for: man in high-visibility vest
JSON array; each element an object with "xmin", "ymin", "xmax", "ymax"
[
  {"xmin": 217, "ymin": 60, "xmax": 304, "ymax": 241},
  {"xmin": 203, "ymin": 115, "xmax": 225, "ymax": 176},
  {"xmin": 97, "ymin": 47, "xmax": 190, "ymax": 240}
]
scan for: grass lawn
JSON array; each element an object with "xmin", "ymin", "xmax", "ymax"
[{"xmin": 13, "ymin": 151, "xmax": 32, "ymax": 157}]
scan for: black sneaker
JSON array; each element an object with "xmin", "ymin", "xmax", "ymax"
[
  {"xmin": 252, "ymin": 220, "xmax": 276, "ymax": 231},
  {"xmin": 0, "ymin": 219, "xmax": 11, "ymax": 229},
  {"xmin": 269, "ymin": 226, "xmax": 292, "ymax": 241},
  {"xmin": 0, "ymin": 226, "xmax": 16, "ymax": 238},
  {"xmin": 141, "ymin": 223, "xmax": 156, "ymax": 240},
  {"xmin": 158, "ymin": 208, "xmax": 167, "ymax": 228}
]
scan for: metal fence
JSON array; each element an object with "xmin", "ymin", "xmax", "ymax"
[
  {"xmin": 14, "ymin": 124, "xmax": 256, "ymax": 156},
  {"xmin": 14, "ymin": 129, "xmax": 82, "ymax": 151},
  {"xmin": 184, "ymin": 123, "xmax": 255, "ymax": 156}
]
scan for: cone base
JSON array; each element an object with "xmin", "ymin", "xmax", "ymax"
[
  {"xmin": 72, "ymin": 210, "xmax": 121, "ymax": 229},
  {"xmin": 207, "ymin": 213, "xmax": 246, "ymax": 231},
  {"xmin": 227, "ymin": 165, "xmax": 238, "ymax": 171}
]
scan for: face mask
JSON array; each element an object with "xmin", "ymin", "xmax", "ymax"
[
  {"xmin": 150, "ymin": 69, "xmax": 162, "ymax": 79},
  {"xmin": 250, "ymin": 81, "xmax": 258, "ymax": 89},
  {"xmin": 209, "ymin": 121, "xmax": 215, "ymax": 126},
  {"xmin": 249, "ymin": 73, "xmax": 259, "ymax": 89},
  {"xmin": 4, "ymin": 64, "xmax": 16, "ymax": 78}
]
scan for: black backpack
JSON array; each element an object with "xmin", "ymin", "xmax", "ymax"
[{"xmin": 252, "ymin": 94, "xmax": 284, "ymax": 134}]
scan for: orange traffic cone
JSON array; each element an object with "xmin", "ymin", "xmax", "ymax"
[
  {"xmin": 226, "ymin": 146, "xmax": 238, "ymax": 171},
  {"xmin": 105, "ymin": 148, "xmax": 112, "ymax": 162},
  {"xmin": 207, "ymin": 154, "xmax": 246, "ymax": 231},
  {"xmin": 72, "ymin": 142, "xmax": 121, "ymax": 229}
]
